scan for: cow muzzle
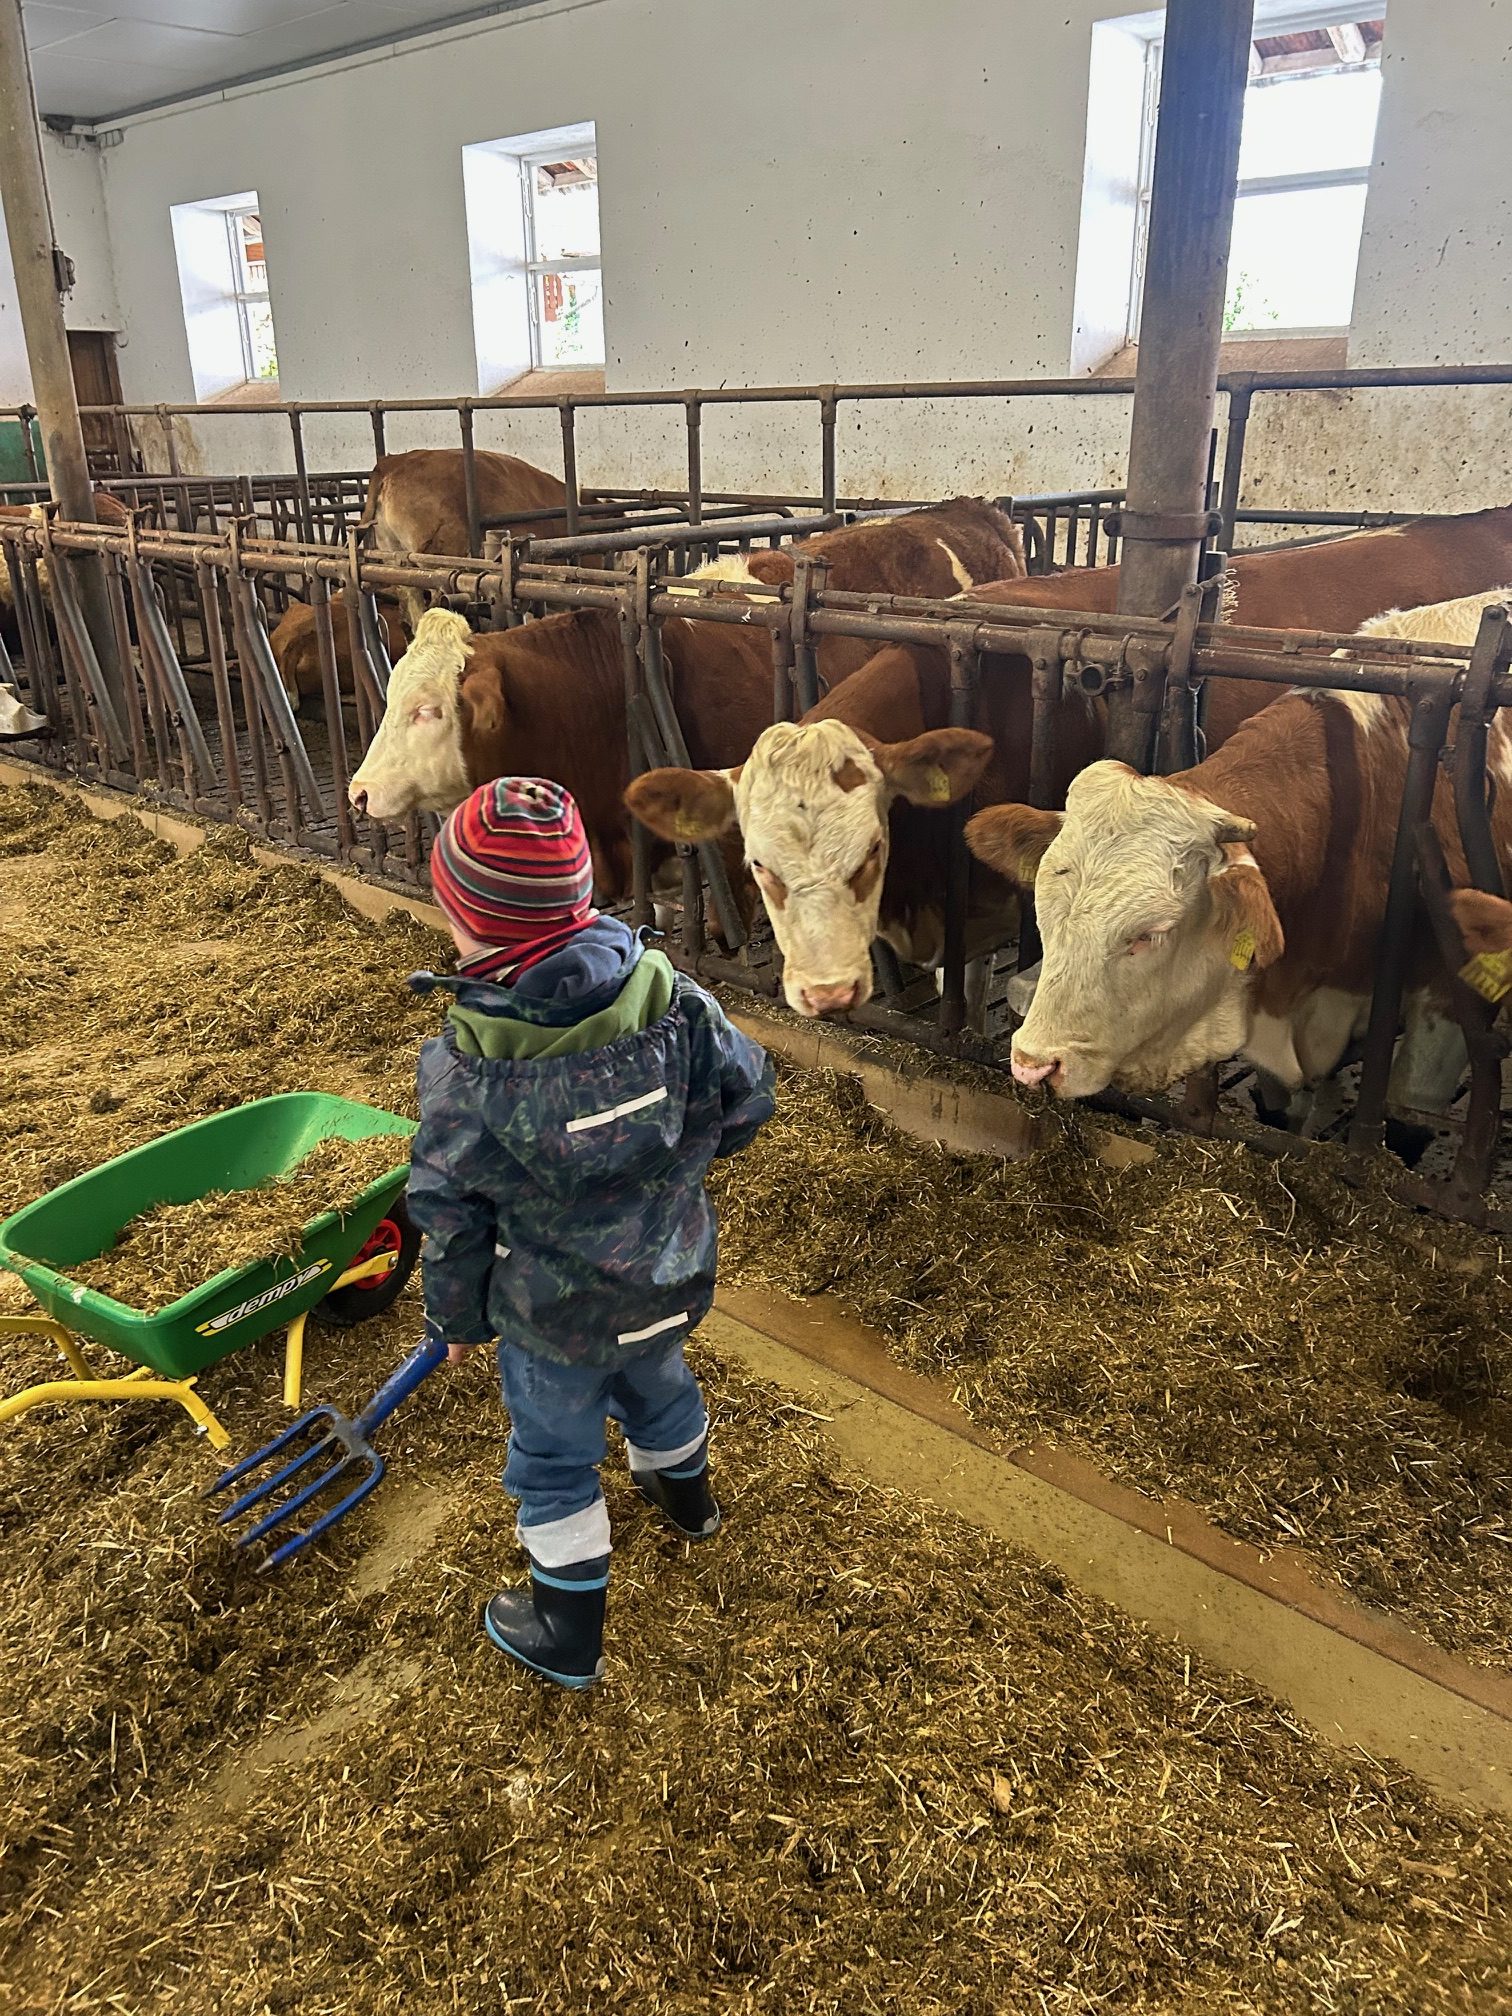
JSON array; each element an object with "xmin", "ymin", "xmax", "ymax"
[
  {"xmin": 1010, "ymin": 1048, "xmax": 1061, "ymax": 1092},
  {"xmin": 797, "ymin": 978, "xmax": 863, "ymax": 1018}
]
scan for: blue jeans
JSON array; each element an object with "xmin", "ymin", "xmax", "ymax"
[{"xmin": 498, "ymin": 1338, "xmax": 709, "ymax": 1569}]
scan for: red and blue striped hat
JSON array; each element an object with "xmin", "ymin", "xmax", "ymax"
[{"xmin": 430, "ymin": 777, "xmax": 597, "ymax": 979}]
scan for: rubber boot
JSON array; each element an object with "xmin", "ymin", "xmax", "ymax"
[
  {"xmin": 483, "ymin": 1555, "xmax": 607, "ymax": 1690},
  {"xmin": 632, "ymin": 1439, "xmax": 721, "ymax": 1540}
]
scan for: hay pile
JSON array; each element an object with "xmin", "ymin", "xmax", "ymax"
[
  {"xmin": 713, "ymin": 1065, "xmax": 1512, "ymax": 1659},
  {"xmin": 2, "ymin": 778, "xmax": 1512, "ymax": 2010},
  {"xmin": 54, "ymin": 1133, "xmax": 409, "ymax": 1311}
]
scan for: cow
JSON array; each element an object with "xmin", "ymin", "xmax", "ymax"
[
  {"xmin": 362, "ymin": 450, "xmax": 597, "ymax": 630},
  {"xmin": 268, "ymin": 594, "xmax": 407, "ymax": 713},
  {"xmin": 1450, "ymin": 887, "xmax": 1512, "ymax": 956},
  {"xmin": 965, "ymin": 588, "xmax": 1512, "ymax": 1136},
  {"xmin": 626, "ymin": 507, "xmax": 1512, "ymax": 1021},
  {"xmin": 680, "ymin": 498, "xmax": 1025, "ymax": 692},
  {"xmin": 348, "ymin": 606, "xmax": 776, "ymax": 907}
]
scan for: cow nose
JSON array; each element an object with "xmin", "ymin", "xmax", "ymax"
[
  {"xmin": 349, "ymin": 783, "xmax": 369, "ymax": 815},
  {"xmin": 800, "ymin": 979, "xmax": 861, "ymax": 1017},
  {"xmin": 1011, "ymin": 1050, "xmax": 1060, "ymax": 1089}
]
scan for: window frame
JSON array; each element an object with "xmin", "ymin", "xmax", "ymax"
[
  {"xmin": 1127, "ymin": 8, "xmax": 1382, "ymax": 344},
  {"xmin": 518, "ymin": 148, "xmax": 604, "ymax": 371},
  {"xmin": 224, "ymin": 204, "xmax": 277, "ymax": 388}
]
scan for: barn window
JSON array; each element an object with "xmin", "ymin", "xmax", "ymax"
[
  {"xmin": 169, "ymin": 189, "xmax": 281, "ymax": 403},
  {"xmin": 462, "ymin": 122, "xmax": 604, "ymax": 393},
  {"xmin": 1130, "ymin": 11, "xmax": 1385, "ymax": 340}
]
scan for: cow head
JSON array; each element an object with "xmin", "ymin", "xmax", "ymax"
[
  {"xmin": 626, "ymin": 717, "xmax": 992, "ymax": 1017},
  {"xmin": 349, "ymin": 610, "xmax": 499, "ymax": 822},
  {"xmin": 966, "ymin": 760, "xmax": 1284, "ymax": 1097}
]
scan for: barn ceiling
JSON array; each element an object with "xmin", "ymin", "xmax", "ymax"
[{"xmin": 23, "ymin": 0, "xmax": 522, "ymax": 125}]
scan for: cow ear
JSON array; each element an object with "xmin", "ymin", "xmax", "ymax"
[
  {"xmin": 1449, "ymin": 887, "xmax": 1512, "ymax": 956},
  {"xmin": 876, "ymin": 728, "xmax": 993, "ymax": 808},
  {"xmin": 965, "ymin": 803, "xmax": 1063, "ymax": 883},
  {"xmin": 625, "ymin": 767, "xmax": 739, "ymax": 843},
  {"xmin": 1210, "ymin": 852, "xmax": 1284, "ymax": 971},
  {"xmin": 744, "ymin": 551, "xmax": 792, "ymax": 586},
  {"xmin": 1214, "ymin": 812, "xmax": 1257, "ymax": 846},
  {"xmin": 460, "ymin": 668, "xmax": 505, "ymax": 740}
]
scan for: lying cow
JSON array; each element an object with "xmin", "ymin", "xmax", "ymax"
[
  {"xmin": 363, "ymin": 450, "xmax": 609, "ymax": 630},
  {"xmin": 682, "ymin": 498, "xmax": 1025, "ymax": 690},
  {"xmin": 0, "ymin": 492, "xmax": 132, "ymax": 660},
  {"xmin": 348, "ymin": 606, "xmax": 774, "ymax": 905},
  {"xmin": 966, "ymin": 588, "xmax": 1512, "ymax": 1134},
  {"xmin": 268, "ymin": 594, "xmax": 407, "ymax": 713},
  {"xmin": 628, "ymin": 506, "xmax": 1512, "ymax": 1022}
]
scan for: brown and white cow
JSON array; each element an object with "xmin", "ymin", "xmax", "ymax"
[
  {"xmin": 268, "ymin": 594, "xmax": 408, "ymax": 713},
  {"xmin": 362, "ymin": 451, "xmax": 593, "ymax": 630},
  {"xmin": 348, "ymin": 606, "xmax": 775, "ymax": 904},
  {"xmin": 681, "ymin": 498, "xmax": 1025, "ymax": 692},
  {"xmin": 966, "ymin": 588, "xmax": 1512, "ymax": 1113},
  {"xmin": 627, "ymin": 507, "xmax": 1512, "ymax": 1020}
]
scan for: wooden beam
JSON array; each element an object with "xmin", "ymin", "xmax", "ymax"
[{"xmin": 1327, "ymin": 20, "xmax": 1367, "ymax": 62}]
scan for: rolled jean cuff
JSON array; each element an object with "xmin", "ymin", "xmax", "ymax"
[
  {"xmin": 517, "ymin": 1494, "xmax": 612, "ymax": 1569},
  {"xmin": 625, "ymin": 1426, "xmax": 708, "ymax": 1474}
]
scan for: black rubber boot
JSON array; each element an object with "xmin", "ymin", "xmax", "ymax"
[
  {"xmin": 632, "ymin": 1441, "xmax": 721, "ymax": 1540},
  {"xmin": 483, "ymin": 1556, "xmax": 607, "ymax": 1690}
]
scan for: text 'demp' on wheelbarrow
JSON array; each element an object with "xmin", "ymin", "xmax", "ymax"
[{"xmin": 0, "ymin": 1093, "xmax": 421, "ymax": 1448}]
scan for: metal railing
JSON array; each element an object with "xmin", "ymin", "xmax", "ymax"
[
  {"xmin": 4, "ymin": 358, "xmax": 1510, "ymax": 559},
  {"xmin": 3, "ymin": 508, "xmax": 1509, "ymax": 1227}
]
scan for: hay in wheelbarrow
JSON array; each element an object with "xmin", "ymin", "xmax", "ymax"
[
  {"xmin": 712, "ymin": 1062, "xmax": 1512, "ymax": 1662},
  {"xmin": 60, "ymin": 1132, "xmax": 411, "ymax": 1312}
]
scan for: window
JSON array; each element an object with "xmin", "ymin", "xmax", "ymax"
[
  {"xmin": 1130, "ymin": 11, "xmax": 1385, "ymax": 340},
  {"xmin": 169, "ymin": 189, "xmax": 281, "ymax": 402},
  {"xmin": 226, "ymin": 206, "xmax": 278, "ymax": 384},
  {"xmin": 462, "ymin": 122, "xmax": 603, "ymax": 393},
  {"xmin": 522, "ymin": 153, "xmax": 603, "ymax": 369}
]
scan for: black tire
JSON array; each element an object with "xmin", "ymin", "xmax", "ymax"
[{"xmin": 318, "ymin": 1193, "xmax": 421, "ymax": 1327}]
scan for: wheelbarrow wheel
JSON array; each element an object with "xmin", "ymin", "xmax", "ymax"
[{"xmin": 318, "ymin": 1195, "xmax": 421, "ymax": 1327}]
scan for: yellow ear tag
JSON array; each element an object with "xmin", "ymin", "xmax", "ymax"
[
  {"xmin": 1459, "ymin": 948, "xmax": 1512, "ymax": 1004},
  {"xmin": 922, "ymin": 766, "xmax": 953, "ymax": 804},
  {"xmin": 1229, "ymin": 927, "xmax": 1257, "ymax": 972}
]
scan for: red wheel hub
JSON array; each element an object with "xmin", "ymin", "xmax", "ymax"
[{"xmin": 351, "ymin": 1216, "xmax": 403, "ymax": 1277}]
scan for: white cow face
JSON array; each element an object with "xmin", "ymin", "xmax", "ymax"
[
  {"xmin": 349, "ymin": 610, "xmax": 479, "ymax": 822},
  {"xmin": 626, "ymin": 717, "xmax": 992, "ymax": 1018},
  {"xmin": 967, "ymin": 761, "xmax": 1284, "ymax": 1097}
]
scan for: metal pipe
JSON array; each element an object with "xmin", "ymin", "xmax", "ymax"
[
  {"xmin": 1114, "ymin": 0, "xmax": 1254, "ymax": 771},
  {"xmin": 196, "ymin": 557, "xmax": 242, "ymax": 810},
  {"xmin": 938, "ymin": 638, "xmax": 976, "ymax": 1035},
  {"xmin": 685, "ymin": 396, "xmax": 702, "ymax": 527},
  {"xmin": 560, "ymin": 404, "xmax": 580, "ymax": 537},
  {"xmin": 1450, "ymin": 604, "xmax": 1509, "ymax": 897},
  {"xmin": 290, "ymin": 411, "xmax": 314, "ymax": 546},
  {"xmin": 1348, "ymin": 685, "xmax": 1456, "ymax": 1152},
  {"xmin": 1216, "ymin": 380, "xmax": 1253, "ymax": 553},
  {"xmin": 460, "ymin": 404, "xmax": 481, "ymax": 559},
  {"xmin": 819, "ymin": 391, "xmax": 838, "ymax": 516}
]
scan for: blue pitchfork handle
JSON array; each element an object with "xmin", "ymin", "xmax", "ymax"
[{"xmin": 206, "ymin": 1331, "xmax": 449, "ymax": 1570}]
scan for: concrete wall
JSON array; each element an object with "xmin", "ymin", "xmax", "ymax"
[
  {"xmin": 0, "ymin": 133, "xmax": 121, "ymax": 404},
  {"xmin": 1, "ymin": 0, "xmax": 1506, "ymax": 512}
]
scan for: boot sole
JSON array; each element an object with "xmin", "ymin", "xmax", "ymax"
[{"xmin": 482, "ymin": 1605, "xmax": 603, "ymax": 1690}]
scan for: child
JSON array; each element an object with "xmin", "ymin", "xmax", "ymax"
[{"xmin": 407, "ymin": 775, "xmax": 775, "ymax": 1690}]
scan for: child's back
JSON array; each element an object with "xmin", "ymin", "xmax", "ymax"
[{"xmin": 407, "ymin": 776, "xmax": 774, "ymax": 1688}]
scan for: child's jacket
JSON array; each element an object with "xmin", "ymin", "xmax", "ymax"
[{"xmin": 407, "ymin": 918, "xmax": 774, "ymax": 1367}]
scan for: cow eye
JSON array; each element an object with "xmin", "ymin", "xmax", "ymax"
[
  {"xmin": 413, "ymin": 703, "xmax": 442, "ymax": 724},
  {"xmin": 749, "ymin": 859, "xmax": 765, "ymax": 874},
  {"xmin": 1127, "ymin": 928, "xmax": 1169, "ymax": 955}
]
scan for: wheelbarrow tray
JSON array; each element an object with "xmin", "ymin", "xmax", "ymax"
[{"xmin": 0, "ymin": 1093, "xmax": 417, "ymax": 1380}]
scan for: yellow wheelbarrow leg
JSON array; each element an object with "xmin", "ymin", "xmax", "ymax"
[
  {"xmin": 0, "ymin": 1372, "xmax": 231, "ymax": 1448},
  {"xmin": 280, "ymin": 1250, "xmax": 398, "ymax": 1411},
  {"xmin": 0, "ymin": 1313, "xmax": 232, "ymax": 1449}
]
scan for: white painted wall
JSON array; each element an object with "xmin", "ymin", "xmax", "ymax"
[
  {"xmin": 0, "ymin": 133, "xmax": 121, "ymax": 404},
  {"xmin": 0, "ymin": 0, "xmax": 1505, "ymax": 512}
]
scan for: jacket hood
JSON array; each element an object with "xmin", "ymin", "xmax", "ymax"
[{"xmin": 409, "ymin": 915, "xmax": 645, "ymax": 1028}]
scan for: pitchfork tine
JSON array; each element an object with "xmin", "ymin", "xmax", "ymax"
[
  {"xmin": 236, "ymin": 1449, "xmax": 363, "ymax": 1548},
  {"xmin": 205, "ymin": 1405, "xmax": 338, "ymax": 1496},
  {"xmin": 215, "ymin": 1427, "xmax": 341, "ymax": 1526},
  {"xmin": 259, "ymin": 1463, "xmax": 386, "ymax": 1571}
]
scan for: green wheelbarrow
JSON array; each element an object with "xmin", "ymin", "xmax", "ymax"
[{"xmin": 0, "ymin": 1092, "xmax": 419, "ymax": 1450}]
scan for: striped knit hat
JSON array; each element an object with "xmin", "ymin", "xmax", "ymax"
[{"xmin": 431, "ymin": 777, "xmax": 597, "ymax": 980}]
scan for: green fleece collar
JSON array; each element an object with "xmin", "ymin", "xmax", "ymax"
[{"xmin": 446, "ymin": 949, "xmax": 677, "ymax": 1060}]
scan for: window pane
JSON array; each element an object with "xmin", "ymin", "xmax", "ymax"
[
  {"xmin": 531, "ymin": 159, "xmax": 601, "ymax": 261},
  {"xmin": 535, "ymin": 268, "xmax": 604, "ymax": 367},
  {"xmin": 244, "ymin": 299, "xmax": 279, "ymax": 380},
  {"xmin": 233, "ymin": 209, "xmax": 268, "ymax": 290},
  {"xmin": 1237, "ymin": 67, "xmax": 1381, "ymax": 180},
  {"xmin": 1224, "ymin": 182, "xmax": 1369, "ymax": 330}
]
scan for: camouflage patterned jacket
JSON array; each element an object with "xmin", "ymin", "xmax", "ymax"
[{"xmin": 406, "ymin": 921, "xmax": 774, "ymax": 1367}]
